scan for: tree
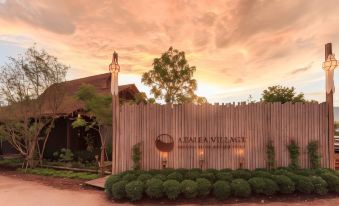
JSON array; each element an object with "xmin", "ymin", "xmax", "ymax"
[
  {"xmin": 261, "ymin": 85, "xmax": 306, "ymax": 103},
  {"xmin": 72, "ymin": 84, "xmax": 112, "ymax": 176},
  {"xmin": 0, "ymin": 45, "xmax": 68, "ymax": 168},
  {"xmin": 142, "ymin": 47, "xmax": 207, "ymax": 104}
]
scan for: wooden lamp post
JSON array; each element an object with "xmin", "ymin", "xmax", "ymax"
[
  {"xmin": 323, "ymin": 43, "xmax": 338, "ymax": 169},
  {"xmin": 110, "ymin": 51, "xmax": 120, "ymax": 173}
]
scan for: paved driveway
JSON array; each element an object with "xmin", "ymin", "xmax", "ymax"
[{"xmin": 1, "ymin": 174, "xmax": 339, "ymax": 206}]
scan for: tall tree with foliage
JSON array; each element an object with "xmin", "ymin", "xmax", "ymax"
[
  {"xmin": 261, "ymin": 85, "xmax": 306, "ymax": 103},
  {"xmin": 0, "ymin": 45, "xmax": 68, "ymax": 168},
  {"xmin": 142, "ymin": 47, "xmax": 206, "ymax": 104},
  {"xmin": 72, "ymin": 84, "xmax": 112, "ymax": 176}
]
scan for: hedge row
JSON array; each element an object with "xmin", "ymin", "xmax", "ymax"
[{"xmin": 105, "ymin": 168, "xmax": 339, "ymax": 201}]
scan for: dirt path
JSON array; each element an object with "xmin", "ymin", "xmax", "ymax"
[{"xmin": 1, "ymin": 174, "xmax": 339, "ymax": 206}]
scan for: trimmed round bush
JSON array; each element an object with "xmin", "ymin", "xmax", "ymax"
[
  {"xmin": 196, "ymin": 178, "xmax": 212, "ymax": 197},
  {"xmin": 310, "ymin": 176, "xmax": 328, "ymax": 195},
  {"xmin": 180, "ymin": 180, "xmax": 198, "ymax": 198},
  {"xmin": 111, "ymin": 180, "xmax": 128, "ymax": 200},
  {"xmin": 125, "ymin": 180, "xmax": 144, "ymax": 201},
  {"xmin": 122, "ymin": 173, "xmax": 137, "ymax": 182},
  {"xmin": 206, "ymin": 168, "xmax": 218, "ymax": 175},
  {"xmin": 161, "ymin": 168, "xmax": 176, "ymax": 176},
  {"xmin": 252, "ymin": 171, "xmax": 272, "ymax": 178},
  {"xmin": 176, "ymin": 168, "xmax": 189, "ymax": 176},
  {"xmin": 231, "ymin": 178, "xmax": 251, "ymax": 198},
  {"xmin": 232, "ymin": 169, "xmax": 252, "ymax": 180},
  {"xmin": 248, "ymin": 177, "xmax": 278, "ymax": 196},
  {"xmin": 248, "ymin": 177, "xmax": 266, "ymax": 194},
  {"xmin": 200, "ymin": 172, "xmax": 215, "ymax": 182},
  {"xmin": 167, "ymin": 172, "xmax": 184, "ymax": 182},
  {"xmin": 137, "ymin": 173, "xmax": 153, "ymax": 182},
  {"xmin": 148, "ymin": 169, "xmax": 161, "ymax": 175},
  {"xmin": 163, "ymin": 179, "xmax": 181, "ymax": 200},
  {"xmin": 185, "ymin": 170, "xmax": 201, "ymax": 180},
  {"xmin": 294, "ymin": 175, "xmax": 314, "ymax": 194},
  {"xmin": 213, "ymin": 180, "xmax": 231, "ymax": 200},
  {"xmin": 104, "ymin": 175, "xmax": 121, "ymax": 198},
  {"xmin": 294, "ymin": 169, "xmax": 316, "ymax": 177},
  {"xmin": 216, "ymin": 172, "xmax": 233, "ymax": 182},
  {"xmin": 153, "ymin": 174, "xmax": 167, "ymax": 181},
  {"xmin": 320, "ymin": 173, "xmax": 339, "ymax": 193},
  {"xmin": 219, "ymin": 168, "xmax": 232, "ymax": 173},
  {"xmin": 271, "ymin": 175, "xmax": 295, "ymax": 194},
  {"xmin": 145, "ymin": 178, "xmax": 164, "ymax": 199}
]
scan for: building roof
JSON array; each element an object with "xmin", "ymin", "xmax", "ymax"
[{"xmin": 0, "ymin": 73, "xmax": 140, "ymax": 117}]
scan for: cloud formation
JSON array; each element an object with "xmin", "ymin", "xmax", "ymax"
[{"xmin": 0, "ymin": 0, "xmax": 339, "ymax": 103}]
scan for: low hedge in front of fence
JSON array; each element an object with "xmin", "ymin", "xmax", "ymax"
[{"xmin": 105, "ymin": 168, "xmax": 339, "ymax": 202}]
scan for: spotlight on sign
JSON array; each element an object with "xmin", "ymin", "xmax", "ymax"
[
  {"xmin": 198, "ymin": 148, "xmax": 204, "ymax": 169},
  {"xmin": 160, "ymin": 152, "xmax": 168, "ymax": 169}
]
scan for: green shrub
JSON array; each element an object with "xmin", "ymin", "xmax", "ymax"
[
  {"xmin": 252, "ymin": 170, "xmax": 272, "ymax": 178},
  {"xmin": 180, "ymin": 180, "xmax": 198, "ymax": 198},
  {"xmin": 148, "ymin": 169, "xmax": 161, "ymax": 175},
  {"xmin": 163, "ymin": 180, "xmax": 181, "ymax": 200},
  {"xmin": 196, "ymin": 178, "xmax": 212, "ymax": 197},
  {"xmin": 266, "ymin": 140, "xmax": 275, "ymax": 170},
  {"xmin": 213, "ymin": 180, "xmax": 231, "ymax": 200},
  {"xmin": 199, "ymin": 172, "xmax": 215, "ymax": 182},
  {"xmin": 137, "ymin": 173, "xmax": 152, "ymax": 182},
  {"xmin": 111, "ymin": 180, "xmax": 128, "ymax": 200},
  {"xmin": 161, "ymin": 168, "xmax": 176, "ymax": 176},
  {"xmin": 216, "ymin": 172, "xmax": 233, "ymax": 182},
  {"xmin": 232, "ymin": 169, "xmax": 252, "ymax": 180},
  {"xmin": 153, "ymin": 174, "xmax": 167, "ymax": 181},
  {"xmin": 122, "ymin": 173, "xmax": 137, "ymax": 182},
  {"xmin": 310, "ymin": 176, "xmax": 328, "ymax": 195},
  {"xmin": 248, "ymin": 177, "xmax": 278, "ymax": 195},
  {"xmin": 271, "ymin": 175, "xmax": 295, "ymax": 194},
  {"xmin": 206, "ymin": 168, "xmax": 218, "ymax": 175},
  {"xmin": 132, "ymin": 143, "xmax": 141, "ymax": 170},
  {"xmin": 176, "ymin": 168, "xmax": 189, "ymax": 176},
  {"xmin": 294, "ymin": 175, "xmax": 314, "ymax": 194},
  {"xmin": 104, "ymin": 175, "xmax": 121, "ymax": 197},
  {"xmin": 314, "ymin": 168, "xmax": 333, "ymax": 176},
  {"xmin": 320, "ymin": 173, "xmax": 339, "ymax": 193},
  {"xmin": 146, "ymin": 178, "xmax": 164, "ymax": 199},
  {"xmin": 231, "ymin": 179, "xmax": 251, "ymax": 198},
  {"xmin": 185, "ymin": 170, "xmax": 201, "ymax": 180},
  {"xmin": 219, "ymin": 168, "xmax": 232, "ymax": 173},
  {"xmin": 293, "ymin": 169, "xmax": 316, "ymax": 176},
  {"xmin": 167, "ymin": 172, "xmax": 184, "ymax": 182},
  {"xmin": 125, "ymin": 180, "xmax": 144, "ymax": 201}
]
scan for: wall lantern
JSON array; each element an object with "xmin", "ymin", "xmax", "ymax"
[
  {"xmin": 198, "ymin": 148, "xmax": 204, "ymax": 169},
  {"xmin": 237, "ymin": 148, "xmax": 245, "ymax": 169},
  {"xmin": 160, "ymin": 152, "xmax": 168, "ymax": 169},
  {"xmin": 322, "ymin": 54, "xmax": 338, "ymax": 94}
]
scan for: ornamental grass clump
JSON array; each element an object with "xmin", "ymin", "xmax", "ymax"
[
  {"xmin": 163, "ymin": 179, "xmax": 181, "ymax": 200},
  {"xmin": 111, "ymin": 180, "xmax": 128, "ymax": 200},
  {"xmin": 213, "ymin": 180, "xmax": 231, "ymax": 200},
  {"xmin": 196, "ymin": 178, "xmax": 212, "ymax": 197},
  {"xmin": 180, "ymin": 180, "xmax": 198, "ymax": 198},
  {"xmin": 271, "ymin": 175, "xmax": 295, "ymax": 194},
  {"xmin": 104, "ymin": 175, "xmax": 121, "ymax": 198},
  {"xmin": 146, "ymin": 178, "xmax": 164, "ymax": 199},
  {"xmin": 231, "ymin": 179, "xmax": 251, "ymax": 198},
  {"xmin": 125, "ymin": 180, "xmax": 144, "ymax": 201},
  {"xmin": 310, "ymin": 176, "xmax": 328, "ymax": 195}
]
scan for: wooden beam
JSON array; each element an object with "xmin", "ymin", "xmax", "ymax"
[{"xmin": 325, "ymin": 43, "xmax": 335, "ymax": 169}]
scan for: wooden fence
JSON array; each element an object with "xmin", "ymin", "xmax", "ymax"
[{"xmin": 112, "ymin": 102, "xmax": 330, "ymax": 173}]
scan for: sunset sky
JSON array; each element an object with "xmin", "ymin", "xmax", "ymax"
[{"xmin": 1, "ymin": 0, "xmax": 339, "ymax": 104}]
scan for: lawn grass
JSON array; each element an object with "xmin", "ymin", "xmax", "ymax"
[{"xmin": 17, "ymin": 167, "xmax": 99, "ymax": 180}]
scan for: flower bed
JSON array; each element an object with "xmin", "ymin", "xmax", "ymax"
[{"xmin": 104, "ymin": 168, "xmax": 339, "ymax": 202}]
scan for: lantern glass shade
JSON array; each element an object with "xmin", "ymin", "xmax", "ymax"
[{"xmin": 322, "ymin": 54, "xmax": 338, "ymax": 71}]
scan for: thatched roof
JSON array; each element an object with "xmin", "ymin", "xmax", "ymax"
[{"xmin": 0, "ymin": 73, "xmax": 140, "ymax": 117}]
